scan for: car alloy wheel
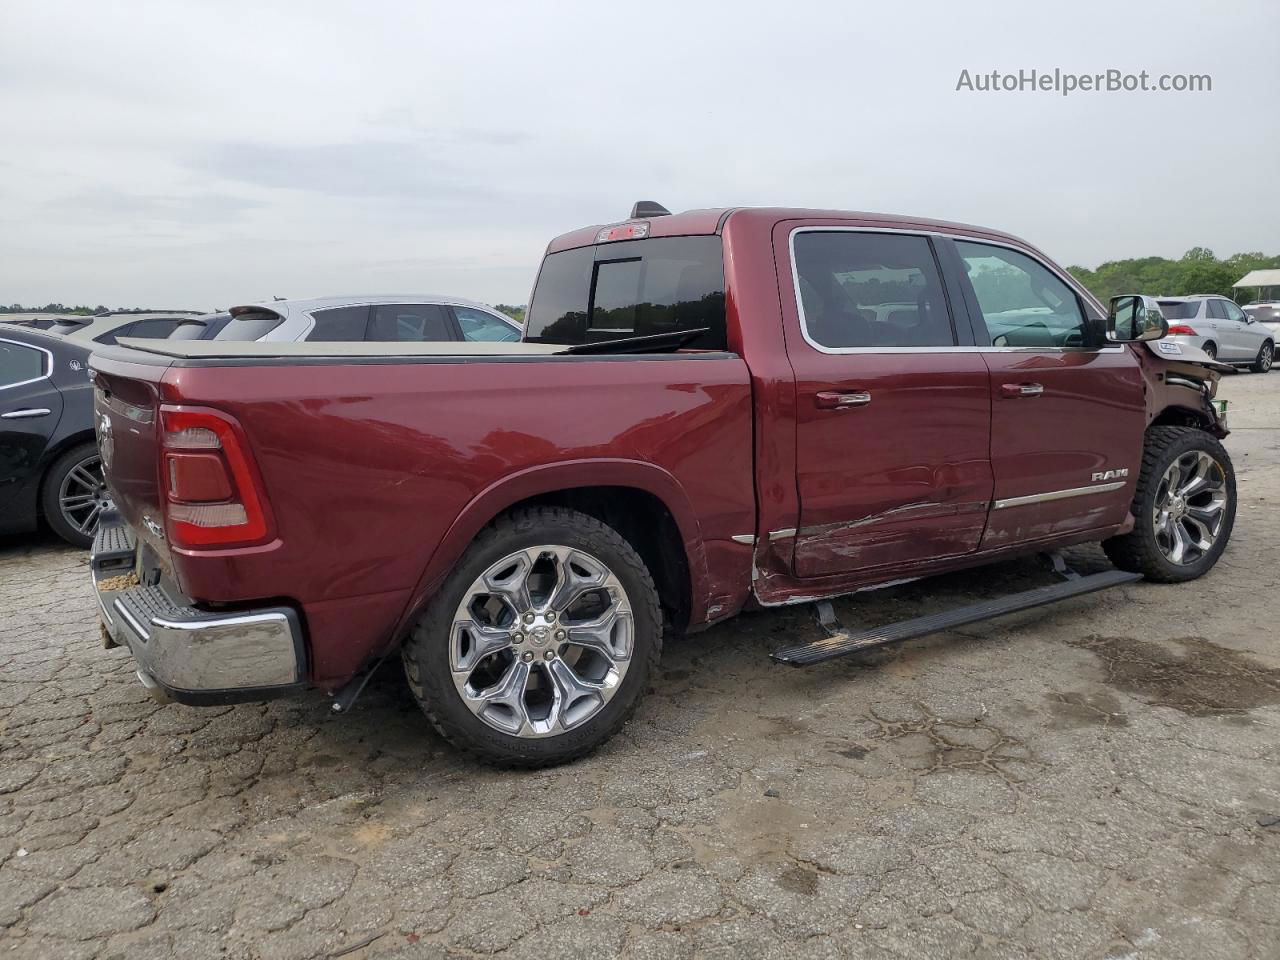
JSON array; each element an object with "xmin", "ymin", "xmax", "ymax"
[
  {"xmin": 448, "ymin": 545, "xmax": 633, "ymax": 738},
  {"xmin": 1152, "ymin": 450, "xmax": 1228, "ymax": 566},
  {"xmin": 1257, "ymin": 343, "xmax": 1273, "ymax": 372},
  {"xmin": 58, "ymin": 453, "xmax": 111, "ymax": 538}
]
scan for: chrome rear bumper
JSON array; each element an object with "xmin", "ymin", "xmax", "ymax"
[{"xmin": 91, "ymin": 513, "xmax": 306, "ymax": 704}]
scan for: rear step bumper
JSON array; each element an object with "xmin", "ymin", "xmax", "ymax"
[
  {"xmin": 771, "ymin": 567, "xmax": 1143, "ymax": 666},
  {"xmin": 91, "ymin": 513, "xmax": 307, "ymax": 705}
]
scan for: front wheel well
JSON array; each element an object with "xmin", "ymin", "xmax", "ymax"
[
  {"xmin": 1150, "ymin": 406, "xmax": 1214, "ymax": 433},
  {"xmin": 497, "ymin": 486, "xmax": 692, "ymax": 636}
]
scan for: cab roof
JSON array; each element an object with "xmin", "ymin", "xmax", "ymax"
[{"xmin": 544, "ymin": 206, "xmax": 1030, "ymax": 254}]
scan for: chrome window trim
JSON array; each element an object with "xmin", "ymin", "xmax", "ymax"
[
  {"xmin": 992, "ymin": 481, "xmax": 1126, "ymax": 510},
  {"xmin": 0, "ymin": 336, "xmax": 54, "ymax": 392},
  {"xmin": 786, "ymin": 226, "xmax": 1122, "ymax": 356}
]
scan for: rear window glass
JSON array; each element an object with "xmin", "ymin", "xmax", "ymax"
[
  {"xmin": 1157, "ymin": 301, "xmax": 1198, "ymax": 320},
  {"xmin": 307, "ymin": 306, "xmax": 370, "ymax": 341},
  {"xmin": 167, "ymin": 320, "xmax": 211, "ymax": 340},
  {"xmin": 214, "ymin": 312, "xmax": 284, "ymax": 341},
  {"xmin": 125, "ymin": 318, "xmax": 183, "ymax": 339},
  {"xmin": 525, "ymin": 235, "xmax": 726, "ymax": 350},
  {"xmin": 0, "ymin": 340, "xmax": 45, "ymax": 386}
]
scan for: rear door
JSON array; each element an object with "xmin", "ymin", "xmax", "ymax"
[
  {"xmin": 948, "ymin": 238, "xmax": 1144, "ymax": 547},
  {"xmin": 0, "ymin": 336, "xmax": 63, "ymax": 512},
  {"xmin": 368, "ymin": 304, "xmax": 457, "ymax": 341},
  {"xmin": 780, "ymin": 228, "xmax": 993, "ymax": 579}
]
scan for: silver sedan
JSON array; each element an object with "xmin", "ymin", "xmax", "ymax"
[{"xmin": 1158, "ymin": 295, "xmax": 1274, "ymax": 373}]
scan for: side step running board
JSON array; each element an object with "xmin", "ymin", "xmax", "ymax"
[{"xmin": 771, "ymin": 568, "xmax": 1142, "ymax": 667}]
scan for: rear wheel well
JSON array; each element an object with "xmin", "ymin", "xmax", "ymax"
[{"xmin": 497, "ymin": 487, "xmax": 692, "ymax": 636}]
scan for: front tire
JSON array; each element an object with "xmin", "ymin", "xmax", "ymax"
[
  {"xmin": 1102, "ymin": 426, "xmax": 1235, "ymax": 583},
  {"xmin": 401, "ymin": 506, "xmax": 662, "ymax": 767},
  {"xmin": 1251, "ymin": 340, "xmax": 1273, "ymax": 373},
  {"xmin": 41, "ymin": 441, "xmax": 111, "ymax": 548}
]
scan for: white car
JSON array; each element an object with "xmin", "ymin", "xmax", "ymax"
[
  {"xmin": 209, "ymin": 295, "xmax": 521, "ymax": 344},
  {"xmin": 1157, "ymin": 295, "xmax": 1273, "ymax": 373}
]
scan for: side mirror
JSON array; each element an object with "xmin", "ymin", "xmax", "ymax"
[{"xmin": 1107, "ymin": 294, "xmax": 1169, "ymax": 342}]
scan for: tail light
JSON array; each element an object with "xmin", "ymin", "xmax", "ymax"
[
  {"xmin": 1167, "ymin": 324, "xmax": 1198, "ymax": 336},
  {"xmin": 159, "ymin": 405, "xmax": 273, "ymax": 549}
]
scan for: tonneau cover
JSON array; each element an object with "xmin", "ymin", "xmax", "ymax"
[{"xmin": 114, "ymin": 338, "xmax": 566, "ymax": 359}]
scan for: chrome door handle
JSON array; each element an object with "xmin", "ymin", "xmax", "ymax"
[
  {"xmin": 0, "ymin": 408, "xmax": 52, "ymax": 419},
  {"xmin": 816, "ymin": 391, "xmax": 871, "ymax": 409},
  {"xmin": 1000, "ymin": 383, "xmax": 1044, "ymax": 399}
]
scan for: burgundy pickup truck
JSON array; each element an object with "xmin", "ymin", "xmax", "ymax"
[{"xmin": 89, "ymin": 205, "xmax": 1235, "ymax": 766}]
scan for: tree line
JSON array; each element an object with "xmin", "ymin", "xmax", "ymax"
[
  {"xmin": 1, "ymin": 304, "xmax": 202, "ymax": 315},
  {"xmin": 1066, "ymin": 248, "xmax": 1279, "ymax": 303}
]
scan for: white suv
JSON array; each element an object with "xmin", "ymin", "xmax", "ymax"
[{"xmin": 1157, "ymin": 295, "xmax": 1273, "ymax": 373}]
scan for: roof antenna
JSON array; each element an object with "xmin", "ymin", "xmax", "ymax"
[{"xmin": 630, "ymin": 201, "xmax": 671, "ymax": 219}]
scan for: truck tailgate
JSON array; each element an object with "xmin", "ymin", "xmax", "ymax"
[{"xmin": 90, "ymin": 350, "xmax": 175, "ymax": 573}]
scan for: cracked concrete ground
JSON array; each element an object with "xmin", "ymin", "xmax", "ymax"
[{"xmin": 2, "ymin": 373, "xmax": 1278, "ymax": 960}]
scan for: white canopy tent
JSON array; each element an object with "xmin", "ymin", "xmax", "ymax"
[{"xmin": 1233, "ymin": 269, "xmax": 1280, "ymax": 302}]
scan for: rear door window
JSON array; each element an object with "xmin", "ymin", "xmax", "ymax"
[
  {"xmin": 526, "ymin": 236, "xmax": 726, "ymax": 349},
  {"xmin": 307, "ymin": 306, "xmax": 371, "ymax": 341},
  {"xmin": 1206, "ymin": 300, "xmax": 1227, "ymax": 320},
  {"xmin": 0, "ymin": 340, "xmax": 46, "ymax": 387},
  {"xmin": 955, "ymin": 241, "xmax": 1090, "ymax": 348},
  {"xmin": 369, "ymin": 304, "xmax": 454, "ymax": 342},
  {"xmin": 793, "ymin": 232, "xmax": 955, "ymax": 348}
]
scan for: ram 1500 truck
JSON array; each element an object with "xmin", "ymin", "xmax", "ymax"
[{"xmin": 88, "ymin": 205, "xmax": 1235, "ymax": 767}]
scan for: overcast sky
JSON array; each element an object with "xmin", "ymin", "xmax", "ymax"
[{"xmin": 1, "ymin": 0, "xmax": 1276, "ymax": 310}]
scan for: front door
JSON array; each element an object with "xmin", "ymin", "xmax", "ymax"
[
  {"xmin": 1220, "ymin": 299, "xmax": 1266, "ymax": 361},
  {"xmin": 781, "ymin": 228, "xmax": 994, "ymax": 580},
  {"xmin": 947, "ymin": 239, "xmax": 1145, "ymax": 547}
]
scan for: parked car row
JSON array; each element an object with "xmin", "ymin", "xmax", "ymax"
[
  {"xmin": 82, "ymin": 202, "xmax": 1238, "ymax": 767},
  {"xmin": 1, "ymin": 296, "xmax": 522, "ymax": 546}
]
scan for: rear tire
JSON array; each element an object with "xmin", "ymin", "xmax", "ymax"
[
  {"xmin": 401, "ymin": 506, "xmax": 662, "ymax": 768},
  {"xmin": 1251, "ymin": 340, "xmax": 1273, "ymax": 373},
  {"xmin": 1102, "ymin": 426, "xmax": 1235, "ymax": 583},
  {"xmin": 41, "ymin": 441, "xmax": 110, "ymax": 548}
]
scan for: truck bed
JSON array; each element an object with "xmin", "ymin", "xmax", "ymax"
[{"xmin": 90, "ymin": 341, "xmax": 757, "ymax": 687}]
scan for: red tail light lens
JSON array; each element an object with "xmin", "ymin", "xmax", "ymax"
[
  {"xmin": 1167, "ymin": 324, "xmax": 1198, "ymax": 336},
  {"xmin": 160, "ymin": 406, "xmax": 273, "ymax": 549}
]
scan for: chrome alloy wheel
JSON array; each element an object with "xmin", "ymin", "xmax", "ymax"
[
  {"xmin": 449, "ymin": 546, "xmax": 634, "ymax": 738},
  {"xmin": 58, "ymin": 453, "xmax": 111, "ymax": 538},
  {"xmin": 1259, "ymin": 343, "xmax": 1273, "ymax": 372},
  {"xmin": 1153, "ymin": 450, "xmax": 1228, "ymax": 565}
]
